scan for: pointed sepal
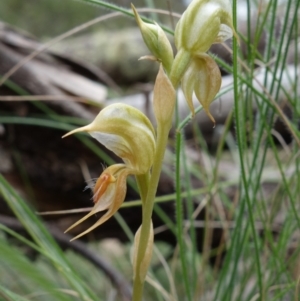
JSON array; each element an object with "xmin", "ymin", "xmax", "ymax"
[{"xmin": 63, "ymin": 103, "xmax": 156, "ymax": 174}]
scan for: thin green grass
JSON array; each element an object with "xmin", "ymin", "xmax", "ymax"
[{"xmin": 0, "ymin": 177, "xmax": 98, "ymax": 300}]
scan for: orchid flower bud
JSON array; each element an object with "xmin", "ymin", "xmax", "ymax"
[
  {"xmin": 181, "ymin": 53, "xmax": 221, "ymax": 123},
  {"xmin": 131, "ymin": 4, "xmax": 174, "ymax": 74},
  {"xmin": 65, "ymin": 164, "xmax": 129, "ymax": 241},
  {"xmin": 63, "ymin": 103, "xmax": 156, "ymax": 174},
  {"xmin": 175, "ymin": 0, "xmax": 235, "ymax": 55},
  {"xmin": 170, "ymin": 0, "xmax": 237, "ymax": 122}
]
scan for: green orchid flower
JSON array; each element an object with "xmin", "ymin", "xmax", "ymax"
[
  {"xmin": 62, "ymin": 103, "xmax": 156, "ymax": 240},
  {"xmin": 171, "ymin": 0, "xmax": 237, "ymax": 122}
]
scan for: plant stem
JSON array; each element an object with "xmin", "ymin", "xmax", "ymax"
[
  {"xmin": 135, "ymin": 173, "xmax": 150, "ymax": 206},
  {"xmin": 132, "ymin": 121, "xmax": 171, "ymax": 301},
  {"xmin": 132, "ymin": 52, "xmax": 191, "ymax": 299},
  {"xmin": 175, "ymin": 129, "xmax": 192, "ymax": 301}
]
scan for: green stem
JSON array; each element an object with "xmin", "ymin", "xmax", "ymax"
[
  {"xmin": 175, "ymin": 129, "xmax": 192, "ymax": 301},
  {"xmin": 132, "ymin": 122, "xmax": 171, "ymax": 301},
  {"xmin": 132, "ymin": 49, "xmax": 191, "ymax": 300},
  {"xmin": 169, "ymin": 49, "xmax": 192, "ymax": 88},
  {"xmin": 135, "ymin": 173, "xmax": 150, "ymax": 206}
]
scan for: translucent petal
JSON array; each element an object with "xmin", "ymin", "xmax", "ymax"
[
  {"xmin": 89, "ymin": 132, "xmax": 131, "ymax": 162},
  {"xmin": 215, "ymin": 24, "xmax": 233, "ymax": 43}
]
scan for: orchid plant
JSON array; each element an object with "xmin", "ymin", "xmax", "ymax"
[{"xmin": 62, "ymin": 1, "xmax": 236, "ymax": 300}]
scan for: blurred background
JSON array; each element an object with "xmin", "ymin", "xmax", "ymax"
[{"xmin": 0, "ymin": 0, "xmax": 300, "ymax": 300}]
